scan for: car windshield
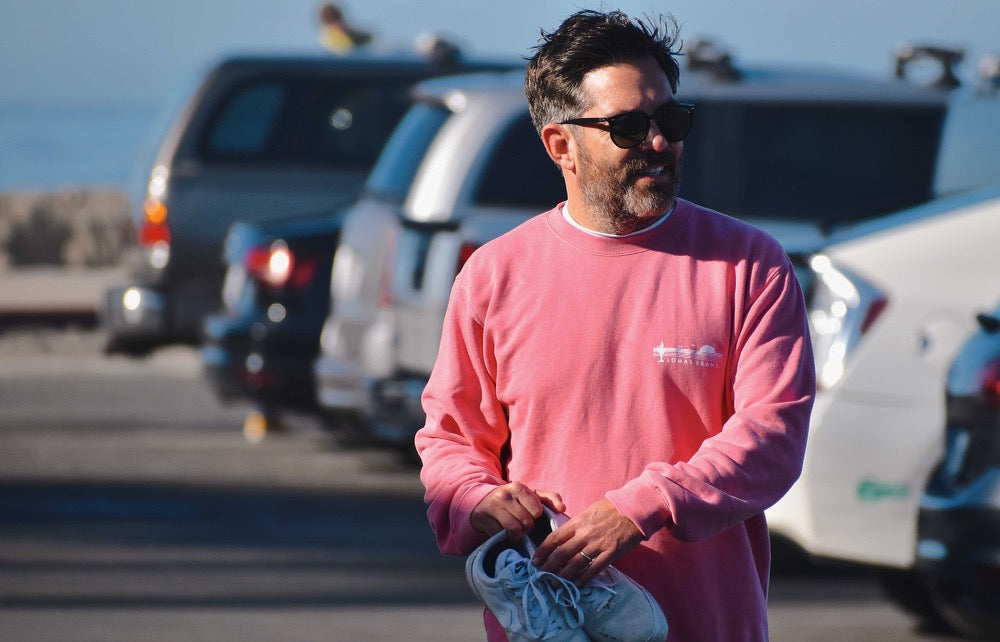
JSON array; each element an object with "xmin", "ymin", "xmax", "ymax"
[
  {"xmin": 678, "ymin": 101, "xmax": 944, "ymax": 225},
  {"xmin": 199, "ymin": 77, "xmax": 412, "ymax": 169},
  {"xmin": 364, "ymin": 102, "xmax": 451, "ymax": 201}
]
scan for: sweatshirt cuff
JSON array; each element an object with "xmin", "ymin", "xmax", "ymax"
[
  {"xmin": 605, "ymin": 475, "xmax": 673, "ymax": 539},
  {"xmin": 448, "ymin": 482, "xmax": 504, "ymax": 554}
]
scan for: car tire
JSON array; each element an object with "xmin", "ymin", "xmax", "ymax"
[
  {"xmin": 319, "ymin": 411, "xmax": 374, "ymax": 449},
  {"xmin": 876, "ymin": 569, "xmax": 950, "ymax": 632},
  {"xmin": 925, "ymin": 578, "xmax": 1000, "ymax": 640},
  {"xmin": 102, "ymin": 335, "xmax": 154, "ymax": 358}
]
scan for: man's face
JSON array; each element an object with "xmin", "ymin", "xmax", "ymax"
[{"xmin": 571, "ymin": 57, "xmax": 683, "ymax": 234}]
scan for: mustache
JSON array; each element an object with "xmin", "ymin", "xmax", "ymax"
[{"xmin": 623, "ymin": 152, "xmax": 676, "ymax": 176}]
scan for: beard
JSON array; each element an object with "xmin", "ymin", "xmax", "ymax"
[{"xmin": 577, "ymin": 145, "xmax": 681, "ymax": 235}]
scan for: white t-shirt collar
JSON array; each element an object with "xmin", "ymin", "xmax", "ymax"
[{"xmin": 561, "ymin": 203, "xmax": 673, "ymax": 238}]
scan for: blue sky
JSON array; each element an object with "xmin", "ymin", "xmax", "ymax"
[
  {"xmin": 0, "ymin": 0, "xmax": 997, "ymax": 191},
  {"xmin": 2, "ymin": 0, "xmax": 998, "ymax": 106}
]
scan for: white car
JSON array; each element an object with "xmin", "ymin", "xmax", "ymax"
[{"xmin": 766, "ymin": 187, "xmax": 1000, "ymax": 627}]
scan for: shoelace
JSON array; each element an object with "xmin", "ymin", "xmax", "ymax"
[
  {"xmin": 579, "ymin": 571, "xmax": 618, "ymax": 613},
  {"xmin": 497, "ymin": 551, "xmax": 585, "ymax": 638}
]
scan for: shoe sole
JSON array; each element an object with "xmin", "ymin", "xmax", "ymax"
[{"xmin": 465, "ymin": 529, "xmax": 511, "ymax": 606}]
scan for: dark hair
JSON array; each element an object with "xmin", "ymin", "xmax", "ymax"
[{"xmin": 524, "ymin": 10, "xmax": 682, "ymax": 134}]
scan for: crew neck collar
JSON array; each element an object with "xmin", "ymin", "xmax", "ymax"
[
  {"xmin": 561, "ymin": 203, "xmax": 673, "ymax": 238},
  {"xmin": 546, "ymin": 200, "xmax": 692, "ymax": 256}
]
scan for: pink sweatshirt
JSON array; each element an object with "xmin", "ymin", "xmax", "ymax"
[{"xmin": 415, "ymin": 200, "xmax": 815, "ymax": 641}]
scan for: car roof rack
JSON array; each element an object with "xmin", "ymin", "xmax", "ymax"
[
  {"xmin": 685, "ymin": 38, "xmax": 742, "ymax": 82},
  {"xmin": 894, "ymin": 43, "xmax": 964, "ymax": 89},
  {"xmin": 414, "ymin": 33, "xmax": 461, "ymax": 65}
]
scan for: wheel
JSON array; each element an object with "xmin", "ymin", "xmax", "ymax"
[
  {"xmin": 102, "ymin": 335, "xmax": 154, "ymax": 358},
  {"xmin": 926, "ymin": 578, "xmax": 1000, "ymax": 640},
  {"xmin": 876, "ymin": 569, "xmax": 951, "ymax": 633},
  {"xmin": 318, "ymin": 411, "xmax": 373, "ymax": 449}
]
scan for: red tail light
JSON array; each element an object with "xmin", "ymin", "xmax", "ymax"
[
  {"xmin": 377, "ymin": 232, "xmax": 398, "ymax": 308},
  {"xmin": 245, "ymin": 241, "xmax": 317, "ymax": 290},
  {"xmin": 456, "ymin": 242, "xmax": 479, "ymax": 275},
  {"xmin": 138, "ymin": 198, "xmax": 171, "ymax": 246},
  {"xmin": 860, "ymin": 297, "xmax": 889, "ymax": 335},
  {"xmin": 982, "ymin": 360, "xmax": 1000, "ymax": 408}
]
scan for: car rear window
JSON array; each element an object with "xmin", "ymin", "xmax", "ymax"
[
  {"xmin": 205, "ymin": 82, "xmax": 286, "ymax": 155},
  {"xmin": 472, "ymin": 114, "xmax": 566, "ymax": 209},
  {"xmin": 199, "ymin": 76, "xmax": 413, "ymax": 168},
  {"xmin": 679, "ymin": 102, "xmax": 944, "ymax": 224},
  {"xmin": 364, "ymin": 102, "xmax": 451, "ymax": 200}
]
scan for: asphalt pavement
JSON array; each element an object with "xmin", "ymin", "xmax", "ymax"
[{"xmin": 0, "ymin": 268, "xmax": 966, "ymax": 641}]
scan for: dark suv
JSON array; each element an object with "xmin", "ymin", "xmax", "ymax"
[{"xmin": 101, "ymin": 49, "xmax": 513, "ymax": 355}]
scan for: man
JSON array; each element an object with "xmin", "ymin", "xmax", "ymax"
[{"xmin": 415, "ymin": 9, "xmax": 814, "ymax": 641}]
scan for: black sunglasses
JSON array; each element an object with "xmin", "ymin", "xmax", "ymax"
[{"xmin": 560, "ymin": 102, "xmax": 695, "ymax": 148}]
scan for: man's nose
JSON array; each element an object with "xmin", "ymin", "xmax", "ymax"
[{"xmin": 641, "ymin": 120, "xmax": 670, "ymax": 152}]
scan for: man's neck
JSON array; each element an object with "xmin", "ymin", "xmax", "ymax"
[{"xmin": 562, "ymin": 202, "xmax": 674, "ymax": 238}]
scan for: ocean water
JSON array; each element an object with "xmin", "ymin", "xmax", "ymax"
[{"xmin": 0, "ymin": 103, "xmax": 161, "ymax": 193}]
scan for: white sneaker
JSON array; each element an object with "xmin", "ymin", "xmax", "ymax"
[
  {"xmin": 531, "ymin": 507, "xmax": 669, "ymax": 642},
  {"xmin": 466, "ymin": 529, "xmax": 588, "ymax": 641},
  {"xmin": 577, "ymin": 566, "xmax": 668, "ymax": 642}
]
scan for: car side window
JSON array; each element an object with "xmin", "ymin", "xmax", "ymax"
[
  {"xmin": 472, "ymin": 114, "xmax": 566, "ymax": 209},
  {"xmin": 679, "ymin": 101, "xmax": 942, "ymax": 224},
  {"xmin": 206, "ymin": 81, "xmax": 286, "ymax": 156}
]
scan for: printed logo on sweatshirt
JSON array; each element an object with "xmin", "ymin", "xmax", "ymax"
[{"xmin": 653, "ymin": 342, "xmax": 723, "ymax": 368}]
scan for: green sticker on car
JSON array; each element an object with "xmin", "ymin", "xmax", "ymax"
[{"xmin": 857, "ymin": 479, "xmax": 910, "ymax": 502}]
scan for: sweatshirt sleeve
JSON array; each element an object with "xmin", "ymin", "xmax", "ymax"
[
  {"xmin": 414, "ymin": 272, "xmax": 510, "ymax": 555},
  {"xmin": 606, "ymin": 257, "xmax": 815, "ymax": 542}
]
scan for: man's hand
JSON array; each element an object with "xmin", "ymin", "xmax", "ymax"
[
  {"xmin": 471, "ymin": 482, "xmax": 566, "ymax": 542},
  {"xmin": 532, "ymin": 497, "xmax": 643, "ymax": 586}
]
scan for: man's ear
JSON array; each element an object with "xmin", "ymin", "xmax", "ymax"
[{"xmin": 541, "ymin": 123, "xmax": 575, "ymax": 173}]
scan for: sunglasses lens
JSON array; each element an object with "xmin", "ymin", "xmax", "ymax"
[
  {"xmin": 655, "ymin": 105, "xmax": 692, "ymax": 143},
  {"xmin": 606, "ymin": 105, "xmax": 693, "ymax": 148},
  {"xmin": 608, "ymin": 112, "xmax": 649, "ymax": 148}
]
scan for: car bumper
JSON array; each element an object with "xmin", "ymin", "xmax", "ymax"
[
  {"xmin": 103, "ymin": 278, "xmax": 220, "ymax": 350},
  {"xmin": 201, "ymin": 314, "xmax": 318, "ymax": 409},
  {"xmin": 101, "ymin": 285, "xmax": 168, "ymax": 345},
  {"xmin": 313, "ymin": 354, "xmax": 368, "ymax": 414},
  {"xmin": 364, "ymin": 374, "xmax": 427, "ymax": 448},
  {"xmin": 917, "ymin": 466, "xmax": 1000, "ymax": 590}
]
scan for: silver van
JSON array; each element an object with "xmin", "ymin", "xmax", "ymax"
[{"xmin": 313, "ymin": 72, "xmax": 562, "ymax": 435}]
